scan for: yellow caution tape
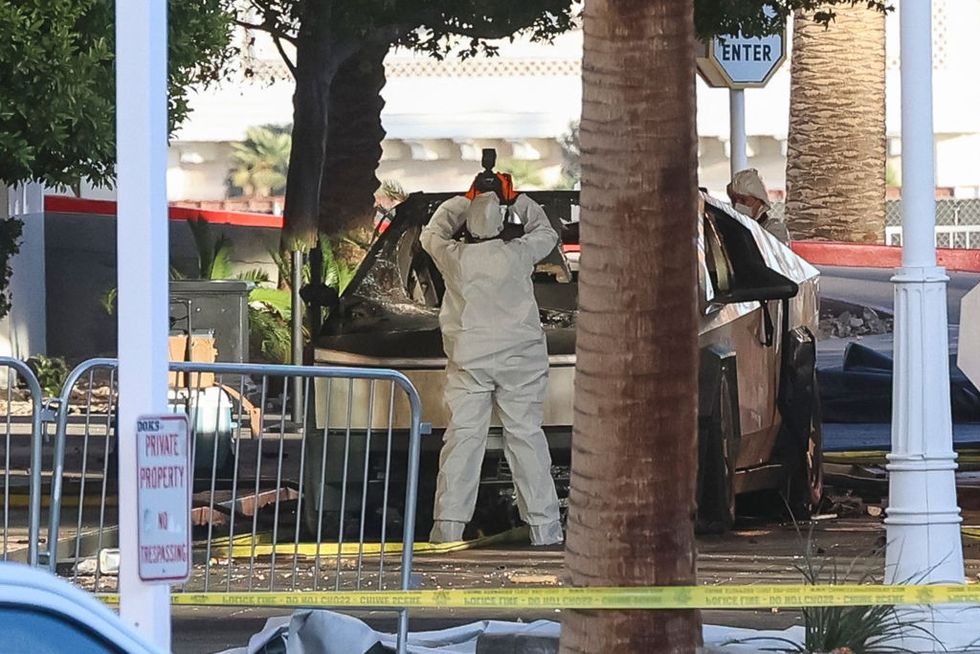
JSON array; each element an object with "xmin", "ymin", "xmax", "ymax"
[
  {"xmin": 3, "ymin": 494, "xmax": 116, "ymax": 509},
  {"xmin": 202, "ymin": 526, "xmax": 529, "ymax": 559},
  {"xmin": 96, "ymin": 583, "xmax": 980, "ymax": 610},
  {"xmin": 200, "ymin": 524, "xmax": 980, "ymax": 553},
  {"xmin": 824, "ymin": 449, "xmax": 980, "ymax": 467}
]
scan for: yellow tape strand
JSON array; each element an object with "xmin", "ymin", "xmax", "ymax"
[
  {"xmin": 97, "ymin": 584, "xmax": 980, "ymax": 610},
  {"xmin": 824, "ymin": 448, "xmax": 980, "ymax": 467},
  {"xmin": 203, "ymin": 526, "xmax": 529, "ymax": 559}
]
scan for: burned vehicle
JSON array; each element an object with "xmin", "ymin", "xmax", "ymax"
[{"xmin": 305, "ymin": 190, "xmax": 822, "ymax": 535}]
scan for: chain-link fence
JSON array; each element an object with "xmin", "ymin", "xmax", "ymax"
[{"xmin": 769, "ymin": 199, "xmax": 980, "ymax": 247}]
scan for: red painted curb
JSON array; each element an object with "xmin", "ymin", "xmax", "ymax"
[
  {"xmin": 38, "ymin": 198, "xmax": 980, "ymax": 274},
  {"xmin": 43, "ymin": 195, "xmax": 283, "ymax": 229},
  {"xmin": 790, "ymin": 241, "xmax": 980, "ymax": 273}
]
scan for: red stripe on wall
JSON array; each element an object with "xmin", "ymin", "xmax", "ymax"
[
  {"xmin": 790, "ymin": 241, "xmax": 980, "ymax": 273},
  {"xmin": 39, "ymin": 198, "xmax": 980, "ymax": 274},
  {"xmin": 43, "ymin": 195, "xmax": 284, "ymax": 229}
]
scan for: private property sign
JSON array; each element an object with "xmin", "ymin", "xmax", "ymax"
[
  {"xmin": 136, "ymin": 415, "xmax": 191, "ymax": 583},
  {"xmin": 696, "ymin": 26, "xmax": 786, "ymax": 89}
]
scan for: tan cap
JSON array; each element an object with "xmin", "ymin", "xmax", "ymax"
[{"xmin": 729, "ymin": 169, "xmax": 771, "ymax": 209}]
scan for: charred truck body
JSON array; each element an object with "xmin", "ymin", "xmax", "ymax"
[{"xmin": 305, "ymin": 190, "xmax": 821, "ymax": 536}]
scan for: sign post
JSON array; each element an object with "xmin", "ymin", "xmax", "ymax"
[
  {"xmin": 696, "ymin": 21, "xmax": 786, "ymax": 178},
  {"xmin": 115, "ymin": 0, "xmax": 172, "ymax": 648}
]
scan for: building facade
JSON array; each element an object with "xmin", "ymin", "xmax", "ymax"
[{"xmin": 71, "ymin": 1, "xmax": 980, "ymax": 205}]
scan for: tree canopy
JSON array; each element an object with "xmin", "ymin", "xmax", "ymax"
[
  {"xmin": 0, "ymin": 0, "xmax": 233, "ymax": 188},
  {"xmin": 233, "ymin": 1, "xmax": 576, "ymax": 64},
  {"xmin": 236, "ymin": 0, "xmax": 891, "ymax": 246},
  {"xmin": 694, "ymin": 0, "xmax": 891, "ymax": 39}
]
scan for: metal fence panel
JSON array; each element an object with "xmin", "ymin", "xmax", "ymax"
[
  {"xmin": 884, "ymin": 224, "xmax": 980, "ymax": 248},
  {"xmin": 0, "ymin": 357, "xmax": 45, "ymax": 567},
  {"xmin": 46, "ymin": 359, "xmax": 424, "ymax": 651},
  {"xmin": 772, "ymin": 198, "xmax": 980, "ymax": 245}
]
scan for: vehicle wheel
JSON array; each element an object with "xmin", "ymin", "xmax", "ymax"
[
  {"xmin": 776, "ymin": 328, "xmax": 824, "ymax": 521},
  {"xmin": 696, "ymin": 361, "xmax": 740, "ymax": 535},
  {"xmin": 784, "ymin": 384, "xmax": 824, "ymax": 520}
]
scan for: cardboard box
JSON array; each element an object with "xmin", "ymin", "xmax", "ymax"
[{"xmin": 168, "ymin": 334, "xmax": 217, "ymax": 388}]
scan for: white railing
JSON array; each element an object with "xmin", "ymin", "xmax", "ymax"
[{"xmin": 884, "ymin": 225, "xmax": 980, "ymax": 249}]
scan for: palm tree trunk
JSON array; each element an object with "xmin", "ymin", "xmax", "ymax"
[
  {"xmin": 319, "ymin": 42, "xmax": 389, "ymax": 235},
  {"xmin": 785, "ymin": 5, "xmax": 886, "ymax": 242},
  {"xmin": 562, "ymin": 1, "xmax": 701, "ymax": 652}
]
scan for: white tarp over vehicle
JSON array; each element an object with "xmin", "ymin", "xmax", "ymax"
[{"xmin": 221, "ymin": 610, "xmax": 805, "ymax": 654}]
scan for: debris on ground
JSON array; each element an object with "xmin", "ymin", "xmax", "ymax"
[
  {"xmin": 505, "ymin": 572, "xmax": 560, "ymax": 585},
  {"xmin": 0, "ymin": 399, "xmax": 35, "ymax": 416},
  {"xmin": 819, "ymin": 305, "xmax": 893, "ymax": 339},
  {"xmin": 825, "ymin": 494, "xmax": 865, "ymax": 518}
]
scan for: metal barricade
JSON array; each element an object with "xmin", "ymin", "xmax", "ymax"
[
  {"xmin": 0, "ymin": 357, "xmax": 45, "ymax": 567},
  {"xmin": 885, "ymin": 224, "xmax": 980, "ymax": 248},
  {"xmin": 47, "ymin": 359, "xmax": 424, "ymax": 649}
]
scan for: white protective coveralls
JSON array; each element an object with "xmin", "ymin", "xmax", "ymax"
[{"xmin": 420, "ymin": 191, "xmax": 563, "ymax": 545}]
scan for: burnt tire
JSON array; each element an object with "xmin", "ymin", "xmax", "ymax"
[
  {"xmin": 777, "ymin": 328, "xmax": 824, "ymax": 520},
  {"xmin": 696, "ymin": 352, "xmax": 741, "ymax": 535},
  {"xmin": 784, "ymin": 390, "xmax": 824, "ymax": 520}
]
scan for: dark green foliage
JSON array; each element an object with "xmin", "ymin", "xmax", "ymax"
[
  {"xmin": 240, "ymin": 1, "xmax": 891, "ymax": 58},
  {"xmin": 26, "ymin": 354, "xmax": 69, "ymax": 397},
  {"xmin": 734, "ymin": 526, "xmax": 938, "ymax": 653},
  {"xmin": 235, "ymin": 0, "xmax": 577, "ymax": 58},
  {"xmin": 239, "ymin": 0, "xmax": 891, "ymax": 246},
  {"xmin": 228, "ymin": 124, "xmax": 292, "ymax": 197},
  {"xmin": 0, "ymin": 216, "xmax": 23, "ymax": 321},
  {"xmin": 695, "ymin": 1, "xmax": 891, "ymax": 39},
  {"xmin": 794, "ymin": 543, "xmax": 936, "ymax": 654},
  {"xmin": 0, "ymin": 0, "xmax": 233, "ymax": 188},
  {"xmin": 248, "ymin": 305, "xmax": 292, "ymax": 364}
]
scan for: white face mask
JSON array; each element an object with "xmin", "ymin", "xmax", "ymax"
[{"xmin": 734, "ymin": 202, "xmax": 757, "ymax": 219}]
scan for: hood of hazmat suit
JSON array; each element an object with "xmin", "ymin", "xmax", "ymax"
[
  {"xmin": 729, "ymin": 168, "xmax": 772, "ymax": 210},
  {"xmin": 464, "ymin": 191, "xmax": 504, "ymax": 239}
]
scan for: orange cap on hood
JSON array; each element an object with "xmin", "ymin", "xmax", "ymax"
[{"xmin": 465, "ymin": 172, "xmax": 518, "ymax": 203}]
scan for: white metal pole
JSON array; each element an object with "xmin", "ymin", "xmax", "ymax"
[
  {"xmin": 886, "ymin": 0, "xmax": 970, "ymax": 648},
  {"xmin": 115, "ymin": 0, "xmax": 171, "ymax": 648},
  {"xmin": 729, "ymin": 89, "xmax": 748, "ymax": 177}
]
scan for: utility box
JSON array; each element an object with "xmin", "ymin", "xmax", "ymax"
[{"xmin": 169, "ymin": 280, "xmax": 252, "ymax": 363}]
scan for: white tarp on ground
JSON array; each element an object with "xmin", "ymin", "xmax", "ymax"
[{"xmin": 220, "ymin": 610, "xmax": 804, "ymax": 654}]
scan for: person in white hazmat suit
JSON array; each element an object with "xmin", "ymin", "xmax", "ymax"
[{"xmin": 420, "ymin": 191, "xmax": 563, "ymax": 546}]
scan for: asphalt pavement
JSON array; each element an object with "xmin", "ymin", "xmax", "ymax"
[
  {"xmin": 172, "ymin": 491, "xmax": 980, "ymax": 653},
  {"xmin": 816, "ymin": 264, "xmax": 980, "ymax": 323},
  {"xmin": 817, "ymin": 265, "xmax": 980, "ymax": 451},
  {"xmin": 172, "ymin": 512, "xmax": 881, "ymax": 653}
]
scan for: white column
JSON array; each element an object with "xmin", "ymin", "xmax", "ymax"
[
  {"xmin": 729, "ymin": 89, "xmax": 748, "ymax": 177},
  {"xmin": 886, "ymin": 0, "xmax": 970, "ymax": 648},
  {"xmin": 115, "ymin": 0, "xmax": 171, "ymax": 649},
  {"xmin": 1, "ymin": 183, "xmax": 46, "ymax": 359}
]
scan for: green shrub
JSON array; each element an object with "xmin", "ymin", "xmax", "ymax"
[{"xmin": 26, "ymin": 354, "xmax": 68, "ymax": 397}]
